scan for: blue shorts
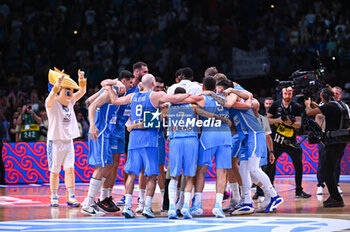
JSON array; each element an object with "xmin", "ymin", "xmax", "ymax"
[
  {"xmin": 239, "ymin": 132, "xmax": 266, "ymax": 161},
  {"xmin": 231, "ymin": 134, "xmax": 242, "ymax": 158},
  {"xmin": 88, "ymin": 134, "xmax": 113, "ymax": 167},
  {"xmin": 169, "ymin": 137, "xmax": 198, "ymax": 177},
  {"xmin": 110, "ymin": 136, "xmax": 125, "ymax": 154},
  {"xmin": 124, "ymin": 147, "xmax": 159, "ymax": 177},
  {"xmin": 158, "ymin": 138, "xmax": 166, "ymax": 165},
  {"xmin": 198, "ymin": 144, "xmax": 232, "ymax": 169}
]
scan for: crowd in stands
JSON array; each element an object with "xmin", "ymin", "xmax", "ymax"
[{"xmin": 0, "ymin": 0, "xmax": 349, "ymax": 142}]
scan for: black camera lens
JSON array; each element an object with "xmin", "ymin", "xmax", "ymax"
[{"xmin": 27, "ymin": 105, "xmax": 32, "ymax": 110}]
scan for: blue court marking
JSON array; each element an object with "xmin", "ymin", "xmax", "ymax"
[{"xmin": 0, "ymin": 217, "xmax": 349, "ymax": 232}]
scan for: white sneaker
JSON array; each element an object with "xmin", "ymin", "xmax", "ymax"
[
  {"xmin": 50, "ymin": 195, "xmax": 59, "ymax": 207},
  {"xmin": 190, "ymin": 203, "xmax": 203, "ymax": 216},
  {"xmin": 66, "ymin": 193, "xmax": 80, "ymax": 207},
  {"xmin": 168, "ymin": 204, "xmax": 178, "ymax": 219},
  {"xmin": 122, "ymin": 206, "xmax": 135, "ymax": 218},
  {"xmin": 81, "ymin": 203, "xmax": 105, "ymax": 216},
  {"xmin": 212, "ymin": 203, "xmax": 225, "ymax": 218},
  {"xmin": 181, "ymin": 203, "xmax": 192, "ymax": 219},
  {"xmin": 316, "ymin": 186, "xmax": 324, "ymax": 195},
  {"xmin": 256, "ymin": 196, "xmax": 270, "ymax": 213},
  {"xmin": 142, "ymin": 207, "xmax": 155, "ymax": 218},
  {"xmin": 136, "ymin": 199, "xmax": 145, "ymax": 213},
  {"xmin": 223, "ymin": 201, "xmax": 236, "ymax": 212},
  {"xmin": 338, "ymin": 186, "xmax": 343, "ymax": 194},
  {"xmin": 257, "ymin": 196, "xmax": 265, "ymax": 203}
]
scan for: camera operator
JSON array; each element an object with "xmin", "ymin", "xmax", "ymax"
[
  {"xmin": 16, "ymin": 100, "xmax": 42, "ymax": 142},
  {"xmin": 305, "ymin": 87, "xmax": 349, "ymax": 207},
  {"xmin": 267, "ymin": 87, "xmax": 311, "ymax": 198},
  {"xmin": 316, "ymin": 86, "xmax": 348, "ymax": 195}
]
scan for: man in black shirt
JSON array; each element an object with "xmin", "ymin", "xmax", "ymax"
[
  {"xmin": 267, "ymin": 87, "xmax": 311, "ymax": 198},
  {"xmin": 305, "ymin": 87, "xmax": 348, "ymax": 207}
]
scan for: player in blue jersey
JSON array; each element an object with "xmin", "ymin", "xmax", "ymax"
[
  {"xmin": 167, "ymin": 86, "xmax": 232, "ymax": 219},
  {"xmin": 131, "ymin": 76, "xmax": 168, "ymax": 213},
  {"xmin": 211, "ymin": 85, "xmax": 283, "ymax": 215},
  {"xmin": 176, "ymin": 76, "xmax": 237, "ymax": 218},
  {"xmin": 90, "ymin": 70, "xmax": 135, "ymax": 213},
  {"xmin": 105, "ymin": 74, "xmax": 190, "ymax": 218},
  {"xmin": 115, "ymin": 62, "xmax": 148, "ymax": 206},
  {"xmin": 204, "ymin": 80, "xmax": 255, "ymax": 212},
  {"xmin": 212, "ymin": 80, "xmax": 244, "ymax": 212},
  {"xmin": 81, "ymin": 80, "xmax": 126, "ymax": 216}
]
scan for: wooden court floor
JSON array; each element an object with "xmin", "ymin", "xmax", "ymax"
[{"xmin": 0, "ymin": 175, "xmax": 349, "ymax": 226}]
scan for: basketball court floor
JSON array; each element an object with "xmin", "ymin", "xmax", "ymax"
[{"xmin": 0, "ymin": 175, "xmax": 349, "ymax": 231}]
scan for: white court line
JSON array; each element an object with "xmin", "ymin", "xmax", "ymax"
[
  {"xmin": 0, "ymin": 226, "xmax": 29, "ymax": 230},
  {"xmin": 23, "ymin": 223, "xmax": 179, "ymax": 231},
  {"xmin": 0, "ymin": 222, "xmax": 62, "ymax": 226}
]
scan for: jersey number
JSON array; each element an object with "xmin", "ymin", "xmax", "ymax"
[
  {"xmin": 274, "ymin": 133, "xmax": 285, "ymax": 144},
  {"xmin": 215, "ymin": 101, "xmax": 224, "ymax": 112},
  {"xmin": 136, "ymin": 104, "xmax": 142, "ymax": 117}
]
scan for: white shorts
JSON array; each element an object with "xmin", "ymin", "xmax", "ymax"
[{"xmin": 47, "ymin": 140, "xmax": 75, "ymax": 173}]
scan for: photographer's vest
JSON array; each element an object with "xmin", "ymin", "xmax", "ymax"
[
  {"xmin": 20, "ymin": 113, "xmax": 40, "ymax": 141},
  {"xmin": 271, "ymin": 101, "xmax": 297, "ymax": 146}
]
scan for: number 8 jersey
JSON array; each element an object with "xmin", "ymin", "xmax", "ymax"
[{"xmin": 129, "ymin": 91, "xmax": 158, "ymax": 149}]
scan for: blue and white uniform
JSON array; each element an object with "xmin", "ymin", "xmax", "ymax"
[
  {"xmin": 230, "ymin": 108, "xmax": 247, "ymax": 158},
  {"xmin": 198, "ymin": 95, "xmax": 232, "ymax": 169},
  {"xmin": 233, "ymin": 108, "xmax": 266, "ymax": 161},
  {"xmin": 110, "ymin": 88, "xmax": 133, "ymax": 154},
  {"xmin": 88, "ymin": 87, "xmax": 118, "ymax": 167},
  {"xmin": 168, "ymin": 103, "xmax": 198, "ymax": 177},
  {"xmin": 124, "ymin": 91, "xmax": 160, "ymax": 177}
]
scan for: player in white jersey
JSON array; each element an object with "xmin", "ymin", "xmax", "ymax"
[{"xmin": 45, "ymin": 68, "xmax": 86, "ymax": 207}]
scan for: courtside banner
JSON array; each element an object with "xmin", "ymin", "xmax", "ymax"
[{"xmin": 2, "ymin": 139, "xmax": 350, "ymax": 183}]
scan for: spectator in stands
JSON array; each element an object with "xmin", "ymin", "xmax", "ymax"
[
  {"xmin": 39, "ymin": 105, "xmax": 48, "ymax": 142},
  {"xmin": 16, "ymin": 100, "xmax": 42, "ymax": 142},
  {"xmin": 9, "ymin": 111, "xmax": 19, "ymax": 142}
]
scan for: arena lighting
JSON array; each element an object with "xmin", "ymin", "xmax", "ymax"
[
  {"xmin": 332, "ymin": 56, "xmax": 336, "ymax": 60},
  {"xmin": 271, "ymin": 4, "xmax": 275, "ymax": 8},
  {"xmin": 73, "ymin": 30, "xmax": 78, "ymax": 35}
]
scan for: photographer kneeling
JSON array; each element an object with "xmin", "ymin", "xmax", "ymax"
[{"xmin": 305, "ymin": 87, "xmax": 349, "ymax": 207}]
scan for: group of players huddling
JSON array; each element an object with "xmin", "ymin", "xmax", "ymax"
[{"xmin": 46, "ymin": 62, "xmax": 288, "ymax": 219}]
